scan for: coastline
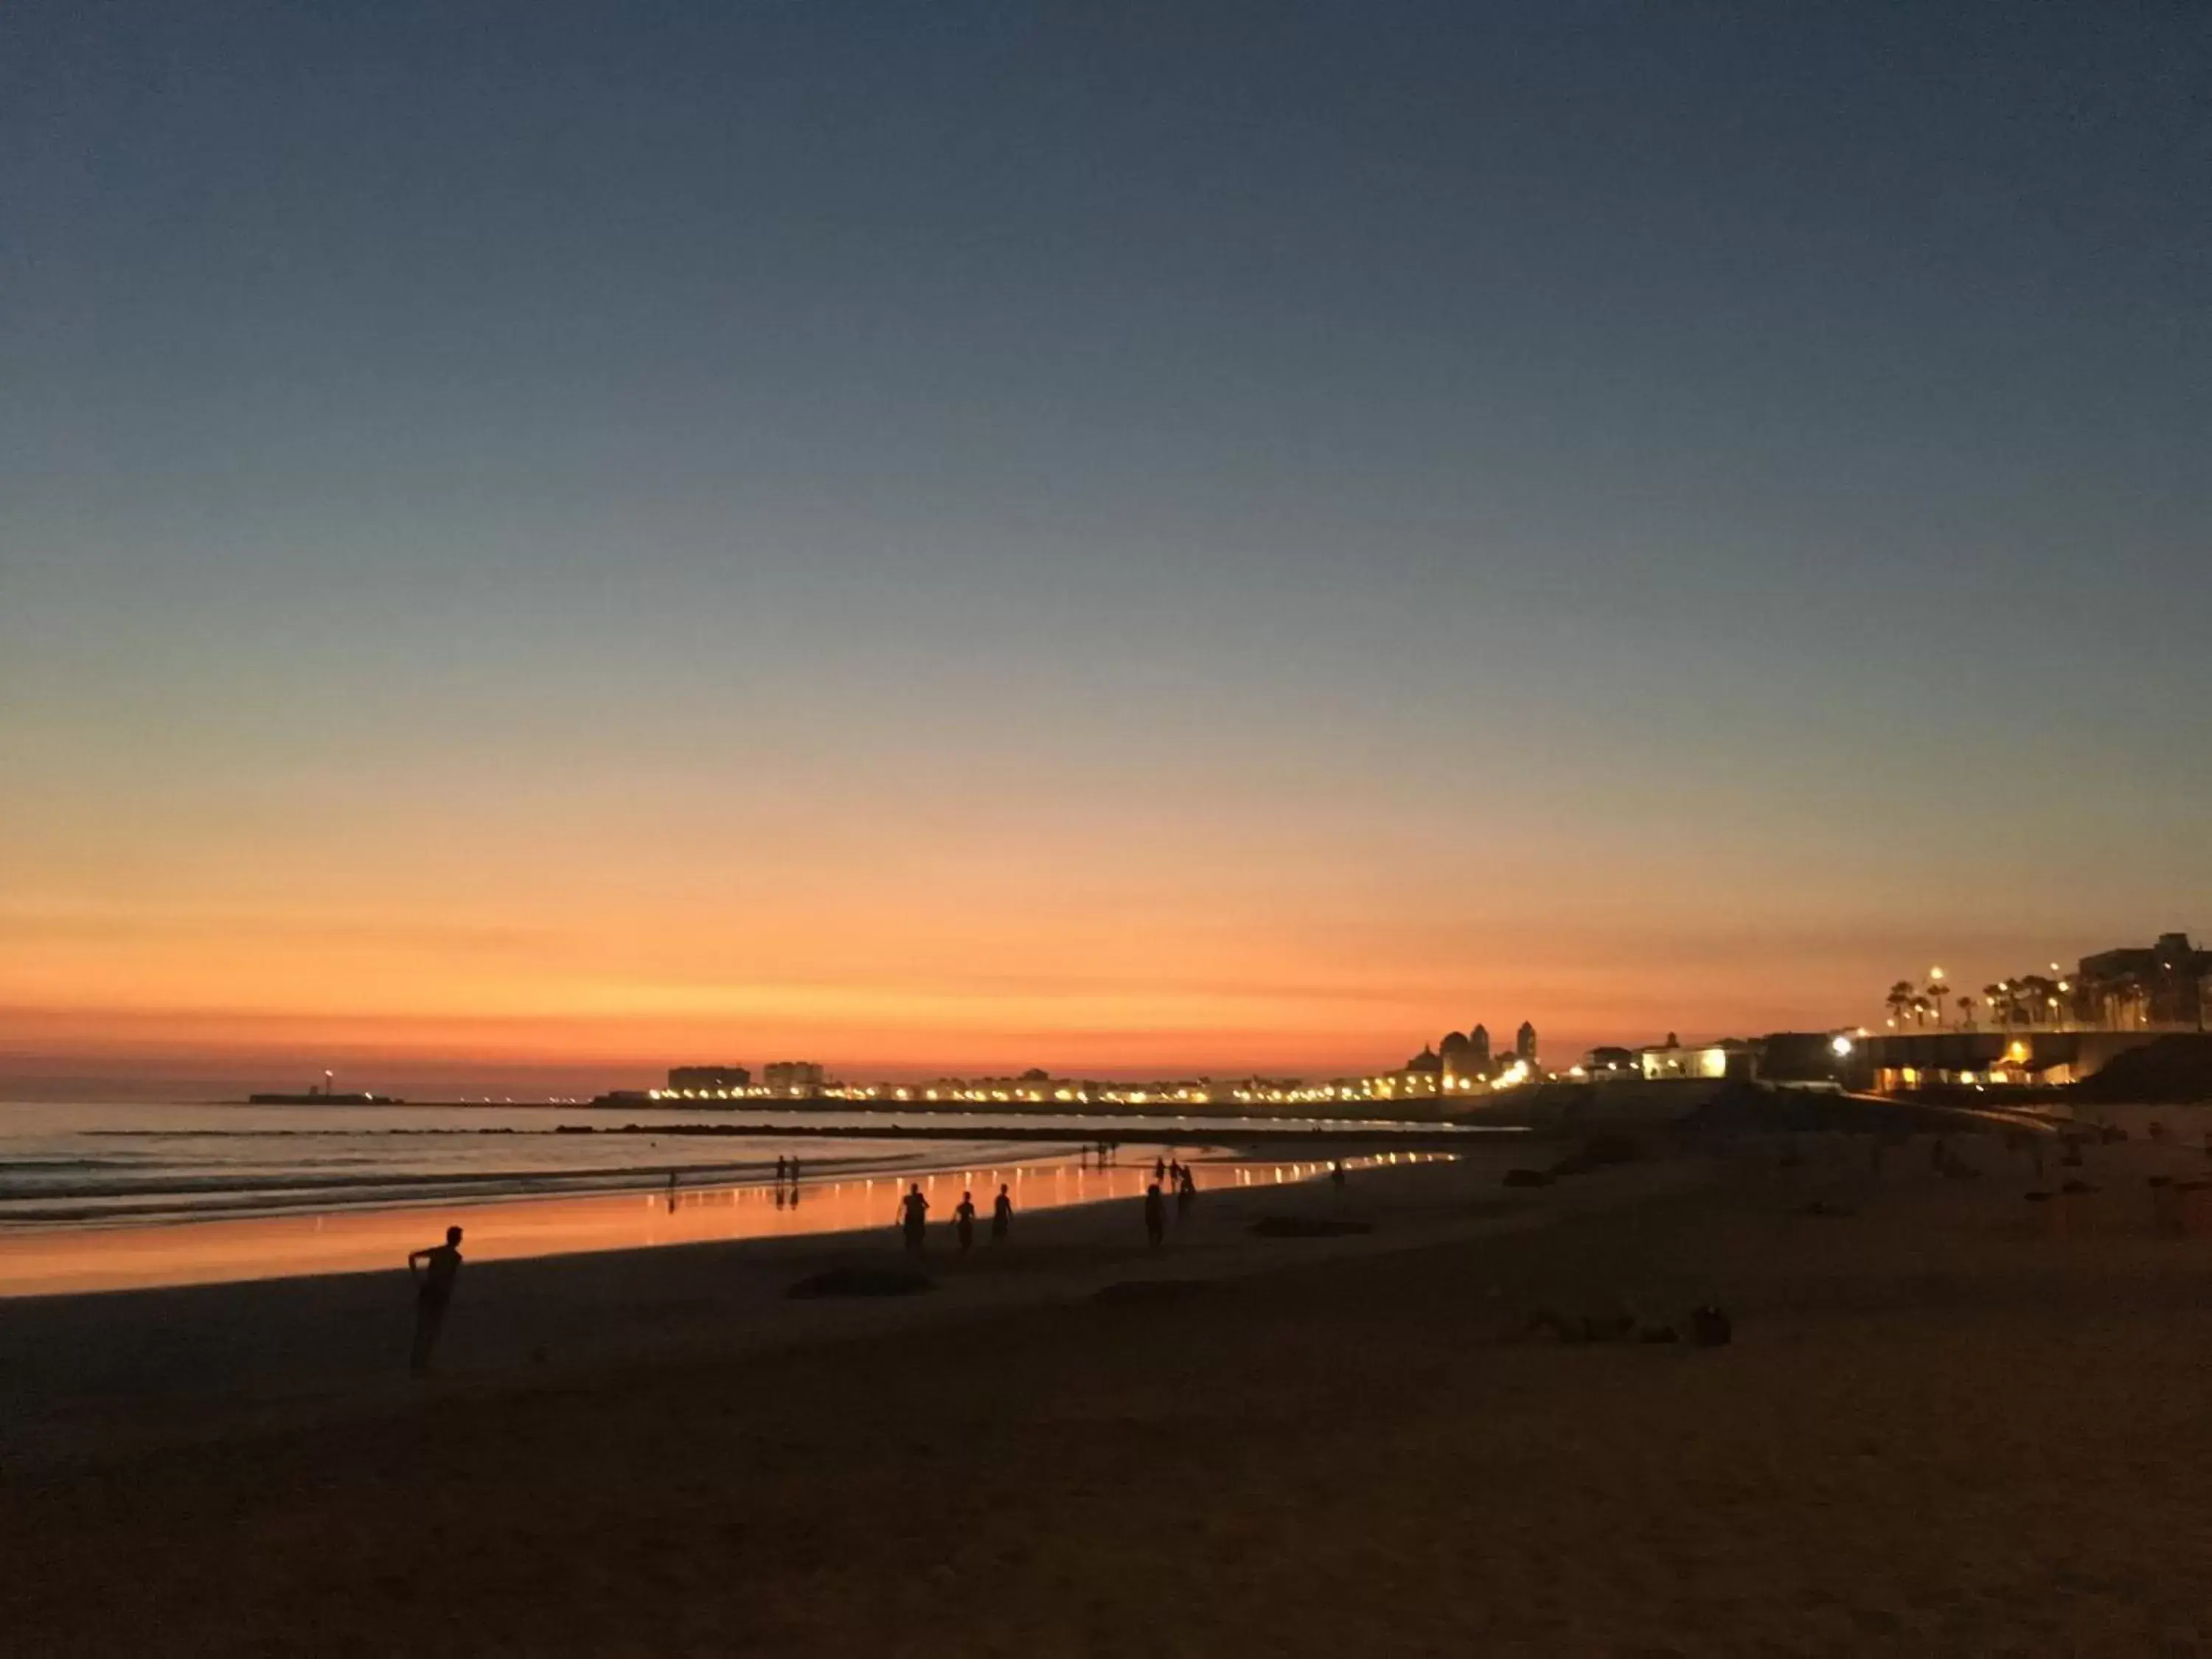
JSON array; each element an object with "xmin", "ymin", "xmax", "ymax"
[
  {"xmin": 0, "ymin": 1142, "xmax": 1458, "ymax": 1298},
  {"xmin": 11, "ymin": 1121, "xmax": 2212, "ymax": 1652},
  {"xmin": 0, "ymin": 1097, "xmax": 1514, "ymax": 1234},
  {"xmin": 0, "ymin": 1138, "xmax": 1573, "ymax": 1467}
]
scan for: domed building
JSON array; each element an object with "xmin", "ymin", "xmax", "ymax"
[
  {"xmin": 1439, "ymin": 1030, "xmax": 1483, "ymax": 1089},
  {"xmin": 1469, "ymin": 1024, "xmax": 1493, "ymax": 1073}
]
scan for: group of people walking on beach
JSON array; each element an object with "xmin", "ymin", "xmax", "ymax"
[
  {"xmin": 406, "ymin": 1149, "xmax": 1209, "ymax": 1374},
  {"xmin": 898, "ymin": 1181, "xmax": 1015, "ymax": 1253},
  {"xmin": 897, "ymin": 1155, "xmax": 1200, "ymax": 1256}
]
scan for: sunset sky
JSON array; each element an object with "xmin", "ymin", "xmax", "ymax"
[{"xmin": 4, "ymin": 3, "xmax": 2206, "ymax": 1098}]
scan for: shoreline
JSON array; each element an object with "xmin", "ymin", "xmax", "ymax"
[
  {"xmin": 0, "ymin": 1141, "xmax": 1458, "ymax": 1300},
  {"xmin": 0, "ymin": 1138, "xmax": 1571, "ymax": 1468},
  {"xmin": 11, "ymin": 1124, "xmax": 2212, "ymax": 1652}
]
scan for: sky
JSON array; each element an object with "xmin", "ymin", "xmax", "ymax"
[{"xmin": 3, "ymin": 1, "xmax": 2208, "ymax": 1099}]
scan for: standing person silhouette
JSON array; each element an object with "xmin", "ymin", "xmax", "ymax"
[
  {"xmin": 1177, "ymin": 1165, "xmax": 1197, "ymax": 1220},
  {"xmin": 407, "ymin": 1225, "xmax": 464, "ymax": 1377},
  {"xmin": 776, "ymin": 1155, "xmax": 787, "ymax": 1187},
  {"xmin": 954, "ymin": 1190, "xmax": 977, "ymax": 1253},
  {"xmin": 1144, "ymin": 1182, "xmax": 1166, "ymax": 1248},
  {"xmin": 899, "ymin": 1183, "xmax": 930, "ymax": 1256},
  {"xmin": 1154, "ymin": 1155, "xmax": 1167, "ymax": 1185},
  {"xmin": 991, "ymin": 1183, "xmax": 1013, "ymax": 1244}
]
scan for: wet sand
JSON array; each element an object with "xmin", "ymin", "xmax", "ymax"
[
  {"xmin": 6, "ymin": 1127, "xmax": 2212, "ymax": 1654},
  {"xmin": 0, "ymin": 1144, "xmax": 1423, "ymax": 1296}
]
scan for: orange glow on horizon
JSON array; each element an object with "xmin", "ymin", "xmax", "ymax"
[{"xmin": 0, "ymin": 764, "xmax": 2124, "ymax": 1096}]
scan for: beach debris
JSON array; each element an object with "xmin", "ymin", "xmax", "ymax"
[
  {"xmin": 787, "ymin": 1266, "xmax": 934, "ymax": 1298},
  {"xmin": 1548, "ymin": 1133, "xmax": 1648, "ymax": 1178},
  {"xmin": 1093, "ymin": 1279, "xmax": 1211, "ymax": 1306},
  {"xmin": 1517, "ymin": 1309, "xmax": 1633, "ymax": 1344},
  {"xmin": 1933, "ymin": 1141, "xmax": 1979, "ymax": 1179},
  {"xmin": 1248, "ymin": 1215, "xmax": 1373, "ymax": 1239},
  {"xmin": 1689, "ymin": 1305, "xmax": 1733, "ymax": 1347},
  {"xmin": 1514, "ymin": 1309, "xmax": 1682, "ymax": 1346}
]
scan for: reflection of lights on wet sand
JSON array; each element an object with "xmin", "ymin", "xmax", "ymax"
[{"xmin": 0, "ymin": 1149, "xmax": 1458, "ymax": 1298}]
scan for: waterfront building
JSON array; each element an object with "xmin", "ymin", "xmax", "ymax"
[
  {"xmin": 763, "ymin": 1060, "xmax": 826, "ymax": 1093},
  {"xmin": 667, "ymin": 1065, "xmax": 751, "ymax": 1092},
  {"xmin": 1579, "ymin": 1046, "xmax": 1638, "ymax": 1077},
  {"xmin": 1638, "ymin": 1034, "xmax": 1756, "ymax": 1080},
  {"xmin": 2074, "ymin": 932, "xmax": 2210, "ymax": 1030}
]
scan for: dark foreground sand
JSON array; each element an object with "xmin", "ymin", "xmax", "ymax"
[{"xmin": 6, "ymin": 1128, "xmax": 2212, "ymax": 1655}]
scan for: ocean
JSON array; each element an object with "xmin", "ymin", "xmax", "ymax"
[
  {"xmin": 0, "ymin": 1099, "xmax": 1480, "ymax": 1227},
  {"xmin": 0, "ymin": 1099, "xmax": 1480, "ymax": 1296}
]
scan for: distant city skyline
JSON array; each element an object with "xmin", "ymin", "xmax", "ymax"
[{"xmin": 4, "ymin": 3, "xmax": 2205, "ymax": 1101}]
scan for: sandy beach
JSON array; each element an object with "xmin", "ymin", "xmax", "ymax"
[{"xmin": 6, "ymin": 1120, "xmax": 2212, "ymax": 1655}]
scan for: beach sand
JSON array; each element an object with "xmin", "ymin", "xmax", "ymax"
[{"xmin": 5, "ymin": 1127, "xmax": 2211, "ymax": 1654}]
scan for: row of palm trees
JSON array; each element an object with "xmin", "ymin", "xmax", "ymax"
[
  {"xmin": 1882, "ymin": 973, "xmax": 2074, "ymax": 1030},
  {"xmin": 1883, "ymin": 979, "xmax": 1969, "ymax": 1029}
]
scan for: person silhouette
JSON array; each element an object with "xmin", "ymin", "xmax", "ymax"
[
  {"xmin": 407, "ymin": 1225, "xmax": 464, "ymax": 1377},
  {"xmin": 954, "ymin": 1190, "xmax": 977, "ymax": 1253},
  {"xmin": 1154, "ymin": 1155, "xmax": 1167, "ymax": 1185},
  {"xmin": 776, "ymin": 1155, "xmax": 787, "ymax": 1186},
  {"xmin": 790, "ymin": 1156, "xmax": 802, "ymax": 1186},
  {"xmin": 991, "ymin": 1183, "xmax": 1013, "ymax": 1244},
  {"xmin": 899, "ymin": 1184, "xmax": 930, "ymax": 1255},
  {"xmin": 1177, "ymin": 1165, "xmax": 1197, "ymax": 1219},
  {"xmin": 1144, "ymin": 1182, "xmax": 1166, "ymax": 1247}
]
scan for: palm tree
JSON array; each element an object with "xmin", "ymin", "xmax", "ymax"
[
  {"xmin": 1982, "ymin": 984, "xmax": 2005, "ymax": 1027},
  {"xmin": 1885, "ymin": 981, "xmax": 1916, "ymax": 1027},
  {"xmin": 1957, "ymin": 994, "xmax": 1974, "ymax": 1029},
  {"xmin": 1925, "ymin": 973, "xmax": 1950, "ymax": 1028}
]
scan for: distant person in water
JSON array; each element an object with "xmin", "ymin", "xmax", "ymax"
[
  {"xmin": 955, "ymin": 1190, "xmax": 977, "ymax": 1253},
  {"xmin": 776, "ymin": 1155, "xmax": 787, "ymax": 1186},
  {"xmin": 1177, "ymin": 1166, "xmax": 1197, "ymax": 1219},
  {"xmin": 1144, "ymin": 1182, "xmax": 1166, "ymax": 1247},
  {"xmin": 899, "ymin": 1184, "xmax": 930, "ymax": 1254},
  {"xmin": 992, "ymin": 1183, "xmax": 1013, "ymax": 1244},
  {"xmin": 1154, "ymin": 1155, "xmax": 1168, "ymax": 1184},
  {"xmin": 407, "ymin": 1225, "xmax": 464, "ymax": 1377}
]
